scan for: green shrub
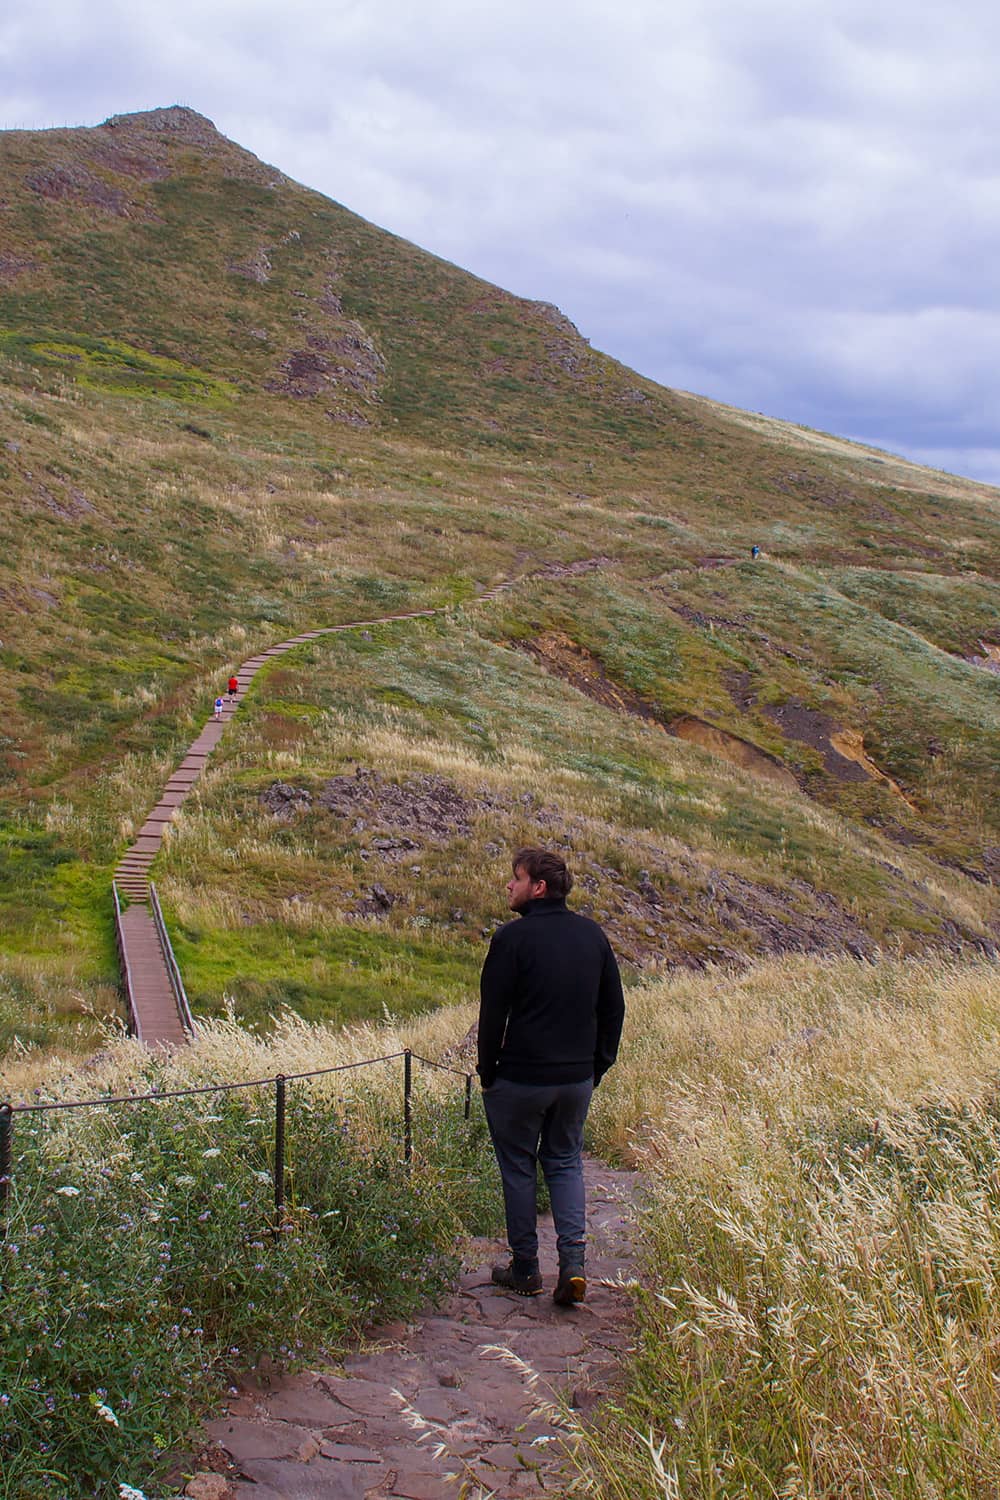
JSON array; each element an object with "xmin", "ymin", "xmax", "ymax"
[{"xmin": 0, "ymin": 1077, "xmax": 499, "ymax": 1498}]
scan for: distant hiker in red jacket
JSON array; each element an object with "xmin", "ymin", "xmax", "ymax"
[{"xmin": 227, "ymin": 676, "xmax": 239, "ymax": 699}]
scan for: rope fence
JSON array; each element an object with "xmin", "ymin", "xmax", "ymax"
[{"xmin": 0, "ymin": 1048, "xmax": 475, "ymax": 1234}]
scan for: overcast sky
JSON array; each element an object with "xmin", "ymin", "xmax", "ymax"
[{"xmin": 3, "ymin": 0, "xmax": 999, "ymax": 485}]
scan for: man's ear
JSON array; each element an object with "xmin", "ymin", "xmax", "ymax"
[{"xmin": 533, "ymin": 877, "xmax": 548, "ymax": 898}]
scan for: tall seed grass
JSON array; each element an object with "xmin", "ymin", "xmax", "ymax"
[{"xmin": 582, "ymin": 954, "xmax": 1000, "ymax": 1498}]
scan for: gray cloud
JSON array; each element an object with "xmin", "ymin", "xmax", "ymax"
[{"xmin": 2, "ymin": 0, "xmax": 999, "ymax": 484}]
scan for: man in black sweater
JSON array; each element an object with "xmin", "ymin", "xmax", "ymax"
[{"xmin": 478, "ymin": 846, "xmax": 625, "ymax": 1305}]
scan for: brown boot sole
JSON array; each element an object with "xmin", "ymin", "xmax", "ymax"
[{"xmin": 553, "ymin": 1274, "xmax": 586, "ymax": 1306}]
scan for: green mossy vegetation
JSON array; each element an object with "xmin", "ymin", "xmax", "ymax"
[{"xmin": 169, "ymin": 916, "xmax": 479, "ymax": 1029}]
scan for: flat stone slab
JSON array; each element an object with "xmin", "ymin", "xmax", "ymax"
[
  {"xmin": 232, "ymin": 1460, "xmax": 367, "ymax": 1499},
  {"xmin": 381, "ymin": 1472, "xmax": 454, "ymax": 1500},
  {"xmin": 319, "ymin": 1441, "xmax": 382, "ymax": 1463},
  {"xmin": 204, "ymin": 1417, "xmax": 316, "ymax": 1464},
  {"xmin": 318, "ymin": 1376, "xmax": 405, "ymax": 1420},
  {"xmin": 265, "ymin": 1384, "xmax": 359, "ymax": 1428}
]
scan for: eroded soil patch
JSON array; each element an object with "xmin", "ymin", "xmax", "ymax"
[
  {"xmin": 969, "ymin": 641, "xmax": 1000, "ymax": 675},
  {"xmin": 670, "ymin": 715, "xmax": 798, "ymax": 792},
  {"xmin": 516, "ymin": 630, "xmax": 662, "ymax": 724},
  {"xmin": 517, "ymin": 631, "xmax": 799, "ymax": 791},
  {"xmin": 762, "ymin": 699, "xmax": 915, "ymax": 805}
]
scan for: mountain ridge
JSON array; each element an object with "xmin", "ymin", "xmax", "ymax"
[{"xmin": 0, "ymin": 106, "xmax": 998, "ymax": 1049}]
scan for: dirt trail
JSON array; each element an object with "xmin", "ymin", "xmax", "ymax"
[{"xmin": 184, "ymin": 1157, "xmax": 640, "ymax": 1499}]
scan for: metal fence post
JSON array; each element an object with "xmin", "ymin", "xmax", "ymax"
[
  {"xmin": 403, "ymin": 1050, "xmax": 412, "ymax": 1169},
  {"xmin": 273, "ymin": 1075, "xmax": 286, "ymax": 1231},
  {"xmin": 0, "ymin": 1104, "xmax": 11, "ymax": 1235},
  {"xmin": 464, "ymin": 1074, "xmax": 472, "ymax": 1121}
]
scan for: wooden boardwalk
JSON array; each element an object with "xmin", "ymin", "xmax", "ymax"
[{"xmin": 111, "ymin": 609, "xmax": 455, "ymax": 1047}]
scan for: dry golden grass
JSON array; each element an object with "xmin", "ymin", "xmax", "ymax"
[
  {"xmin": 0, "ymin": 991, "xmax": 476, "ymax": 1111},
  {"xmin": 590, "ymin": 954, "xmax": 1000, "ymax": 1170},
  {"xmin": 583, "ymin": 954, "xmax": 1000, "ymax": 1497}
]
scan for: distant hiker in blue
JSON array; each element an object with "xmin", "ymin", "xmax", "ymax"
[
  {"xmin": 213, "ymin": 697, "xmax": 224, "ymax": 721},
  {"xmin": 751, "ymin": 544, "xmax": 761, "ymax": 559},
  {"xmin": 478, "ymin": 847, "xmax": 625, "ymax": 1307}
]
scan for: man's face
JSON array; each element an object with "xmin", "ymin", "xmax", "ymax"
[{"xmin": 507, "ymin": 864, "xmax": 547, "ymax": 911}]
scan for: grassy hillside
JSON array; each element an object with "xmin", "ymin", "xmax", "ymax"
[{"xmin": 0, "ymin": 106, "xmax": 998, "ymax": 1049}]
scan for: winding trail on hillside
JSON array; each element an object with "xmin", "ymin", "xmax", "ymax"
[
  {"xmin": 109, "ymin": 549, "xmax": 776, "ymax": 1043},
  {"xmin": 112, "ymin": 589, "xmax": 518, "ymax": 1045},
  {"xmin": 107, "ymin": 551, "xmax": 831, "ymax": 1044},
  {"xmin": 111, "ymin": 556, "xmax": 627, "ymax": 1045},
  {"xmin": 182, "ymin": 1157, "xmax": 640, "ymax": 1500}
]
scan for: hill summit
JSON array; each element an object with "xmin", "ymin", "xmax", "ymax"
[{"xmin": 0, "ymin": 107, "xmax": 998, "ymax": 1046}]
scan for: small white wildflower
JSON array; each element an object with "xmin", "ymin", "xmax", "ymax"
[
  {"xmin": 174, "ymin": 1175, "xmax": 196, "ymax": 1187},
  {"xmin": 129, "ymin": 1172, "xmax": 144, "ymax": 1184},
  {"xmin": 55, "ymin": 1185, "xmax": 80, "ymax": 1197},
  {"xmin": 253, "ymin": 1170, "xmax": 272, "ymax": 1184},
  {"xmin": 202, "ymin": 1148, "xmax": 221, "ymax": 1159},
  {"xmin": 94, "ymin": 1400, "xmax": 120, "ymax": 1427},
  {"xmin": 201, "ymin": 1115, "xmax": 222, "ymax": 1123},
  {"xmin": 119, "ymin": 1485, "xmax": 147, "ymax": 1500}
]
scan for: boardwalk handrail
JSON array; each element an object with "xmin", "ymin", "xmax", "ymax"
[
  {"xmin": 149, "ymin": 882, "xmax": 195, "ymax": 1036},
  {"xmin": 112, "ymin": 882, "xmax": 144, "ymax": 1044}
]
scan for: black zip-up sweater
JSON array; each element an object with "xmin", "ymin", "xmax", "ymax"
[{"xmin": 477, "ymin": 897, "xmax": 625, "ymax": 1089}]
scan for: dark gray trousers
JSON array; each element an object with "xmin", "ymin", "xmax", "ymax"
[{"xmin": 482, "ymin": 1075, "xmax": 593, "ymax": 1268}]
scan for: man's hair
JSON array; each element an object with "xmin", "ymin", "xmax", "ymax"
[{"xmin": 512, "ymin": 847, "xmax": 573, "ymax": 898}]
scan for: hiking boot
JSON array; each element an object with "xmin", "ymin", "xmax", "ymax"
[
  {"xmin": 552, "ymin": 1265, "xmax": 586, "ymax": 1306},
  {"xmin": 491, "ymin": 1259, "xmax": 543, "ymax": 1297}
]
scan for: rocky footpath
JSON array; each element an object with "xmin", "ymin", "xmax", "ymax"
[{"xmin": 182, "ymin": 1157, "xmax": 639, "ymax": 1500}]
